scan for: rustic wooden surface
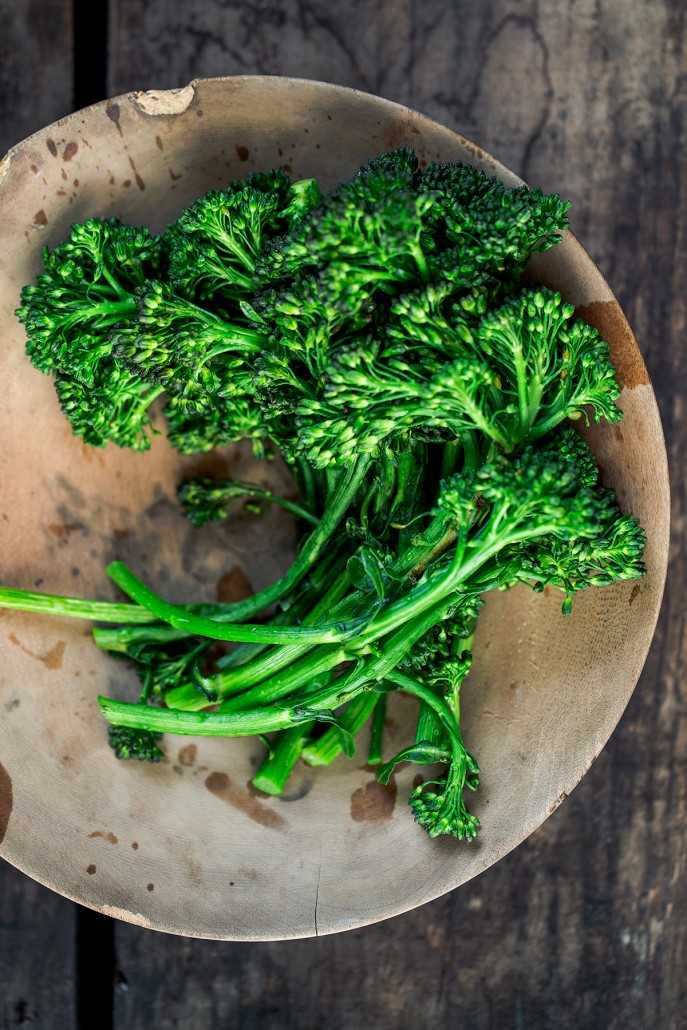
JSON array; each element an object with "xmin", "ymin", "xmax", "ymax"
[{"xmin": 0, "ymin": 1, "xmax": 684, "ymax": 1027}]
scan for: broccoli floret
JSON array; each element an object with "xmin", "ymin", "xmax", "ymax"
[
  {"xmin": 164, "ymin": 393, "xmax": 269, "ymax": 455},
  {"xmin": 419, "ymin": 159, "xmax": 570, "ymax": 280},
  {"xmin": 177, "ymin": 476, "xmax": 319, "ymax": 528},
  {"xmin": 18, "ymin": 218, "xmax": 159, "ymax": 378},
  {"xmin": 295, "ymin": 286, "xmax": 622, "ymax": 467},
  {"xmin": 409, "ymin": 753, "xmax": 480, "ymax": 841},
  {"xmin": 167, "ymin": 186, "xmax": 287, "ymax": 300},
  {"xmin": 113, "ymin": 280, "xmax": 265, "ymax": 409},
  {"xmin": 257, "ymin": 176, "xmax": 433, "ymax": 287},
  {"xmin": 108, "ymin": 725, "xmax": 165, "ymax": 762},
  {"xmin": 17, "ymin": 218, "xmax": 165, "ymax": 450}
]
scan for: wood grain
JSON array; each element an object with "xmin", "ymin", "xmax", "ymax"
[
  {"xmin": 0, "ymin": 0, "xmax": 684, "ymax": 1026},
  {"xmin": 0, "ymin": 3, "xmax": 78, "ymax": 1027},
  {"xmin": 0, "ymin": 862, "xmax": 77, "ymax": 1028},
  {"xmin": 0, "ymin": 0, "xmax": 72, "ymax": 156}
]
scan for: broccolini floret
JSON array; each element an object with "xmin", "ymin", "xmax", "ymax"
[{"xmin": 17, "ymin": 218, "xmax": 165, "ymax": 449}]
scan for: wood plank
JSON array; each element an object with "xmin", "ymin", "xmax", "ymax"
[
  {"xmin": 0, "ymin": 0, "xmax": 73, "ymax": 155},
  {"xmin": 0, "ymin": 2, "xmax": 79, "ymax": 1026},
  {"xmin": 0, "ymin": 862, "xmax": 77, "ymax": 1028}
]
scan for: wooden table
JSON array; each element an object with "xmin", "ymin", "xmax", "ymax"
[{"xmin": 1, "ymin": 2, "xmax": 684, "ymax": 1026}]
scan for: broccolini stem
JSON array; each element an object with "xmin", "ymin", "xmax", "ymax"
[
  {"xmin": 92, "ymin": 623, "xmax": 192, "ymax": 650},
  {"xmin": 97, "ymin": 262, "xmax": 137, "ymax": 303},
  {"xmin": 164, "ymin": 568, "xmax": 355, "ymax": 711},
  {"xmin": 367, "ymin": 692, "xmax": 388, "ymax": 765},
  {"xmin": 64, "ymin": 297, "xmax": 138, "ymax": 328},
  {"xmin": 439, "ymin": 438, "xmax": 463, "ymax": 481},
  {"xmin": 449, "ymin": 632, "xmax": 475, "ymax": 718},
  {"xmin": 523, "ymin": 405, "xmax": 580, "ymax": 445},
  {"xmin": 414, "ymin": 680, "xmax": 445, "ymax": 749},
  {"xmin": 251, "ymin": 722, "xmax": 314, "ymax": 796},
  {"xmin": 385, "ymin": 670, "xmax": 464, "ymax": 754},
  {"xmin": 251, "ymin": 669, "xmax": 332, "ymax": 795},
  {"xmin": 459, "ymin": 430, "xmax": 482, "ymax": 472},
  {"xmin": 0, "ymin": 586, "xmax": 159, "ymax": 624},
  {"xmin": 409, "ymin": 241, "xmax": 430, "ymax": 283},
  {"xmin": 301, "ymin": 691, "xmax": 379, "ymax": 767},
  {"xmin": 91, "ymin": 556, "xmax": 342, "ymax": 654},
  {"xmin": 291, "ymin": 457, "xmax": 321, "ymax": 516},
  {"xmin": 171, "ymin": 518, "xmax": 465, "ymax": 712},
  {"xmin": 217, "ymin": 644, "xmax": 351, "ymax": 713},
  {"xmin": 98, "ymin": 696, "xmax": 307, "ymax": 737},
  {"xmin": 181, "ymin": 478, "xmax": 320, "ymax": 527},
  {"xmin": 125, "ymin": 383, "xmax": 166, "ymax": 434},
  {"xmin": 173, "ymin": 453, "xmax": 371, "ymax": 624},
  {"xmin": 99, "ymin": 598, "xmax": 454, "ymax": 741},
  {"xmin": 295, "ymin": 596, "xmax": 457, "ymax": 713},
  {"xmin": 353, "ymin": 517, "xmax": 567, "ymax": 650},
  {"xmin": 412, "ymin": 632, "xmax": 474, "ymax": 773},
  {"xmin": 513, "ymin": 344, "xmax": 531, "ymax": 442},
  {"xmin": 106, "ymin": 561, "xmax": 361, "ymax": 645},
  {"xmin": 242, "ymin": 486, "xmax": 320, "ymax": 525}
]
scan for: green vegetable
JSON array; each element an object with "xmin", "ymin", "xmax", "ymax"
[{"xmin": 4, "ymin": 147, "xmax": 645, "ymax": 842}]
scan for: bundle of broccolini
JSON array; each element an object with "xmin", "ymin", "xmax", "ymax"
[{"xmin": 1, "ymin": 148, "xmax": 645, "ymax": 841}]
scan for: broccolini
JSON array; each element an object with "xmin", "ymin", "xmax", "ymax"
[{"xmin": 1, "ymin": 147, "xmax": 645, "ymax": 842}]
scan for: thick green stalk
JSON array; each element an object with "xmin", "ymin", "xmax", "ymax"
[
  {"xmin": 459, "ymin": 430, "xmax": 481, "ymax": 473},
  {"xmin": 93, "ymin": 623, "xmax": 195, "ymax": 651},
  {"xmin": 87, "ymin": 487, "xmax": 453, "ymax": 659},
  {"xmin": 291, "ymin": 456, "xmax": 320, "ymax": 516},
  {"xmin": 385, "ymin": 670, "xmax": 465, "ymax": 752},
  {"xmin": 367, "ymin": 693, "xmax": 388, "ymax": 766},
  {"xmin": 217, "ymin": 645, "xmax": 351, "ymax": 713},
  {"xmin": 0, "ymin": 587, "xmax": 157, "ymax": 624},
  {"xmin": 92, "ymin": 552, "xmax": 346, "ymax": 654},
  {"xmin": 301, "ymin": 691, "xmax": 379, "ymax": 767},
  {"xmin": 98, "ymin": 598, "xmax": 454, "ymax": 740},
  {"xmin": 98, "ymin": 696, "xmax": 304, "ymax": 737},
  {"xmin": 169, "ymin": 514, "xmax": 552, "ymax": 720},
  {"xmin": 251, "ymin": 723, "xmax": 314, "ymax": 795},
  {"xmin": 439, "ymin": 438, "xmax": 463, "ymax": 481},
  {"xmin": 98, "ymin": 454, "xmax": 370, "ymax": 651},
  {"xmin": 167, "ymin": 518, "xmax": 466, "ymax": 713},
  {"xmin": 414, "ymin": 632, "xmax": 475, "ymax": 749},
  {"xmin": 250, "ymin": 671, "xmax": 332, "ymax": 796},
  {"xmin": 165, "ymin": 569, "xmax": 355, "ymax": 711},
  {"xmin": 106, "ymin": 562, "xmax": 361, "ymax": 646},
  {"xmin": 238, "ymin": 518, "xmax": 538, "ymax": 716},
  {"xmin": 414, "ymin": 683, "xmax": 445, "ymax": 748},
  {"xmin": 176, "ymin": 452, "xmax": 371, "ymax": 624},
  {"xmin": 294, "ymin": 596, "xmax": 458, "ymax": 714},
  {"xmin": 350, "ymin": 516, "xmax": 567, "ymax": 652}
]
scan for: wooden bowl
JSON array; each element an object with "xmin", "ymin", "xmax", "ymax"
[{"xmin": 0, "ymin": 77, "xmax": 669, "ymax": 940}]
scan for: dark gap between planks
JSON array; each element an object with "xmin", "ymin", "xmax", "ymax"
[
  {"xmin": 72, "ymin": 2, "xmax": 116, "ymax": 1026},
  {"xmin": 73, "ymin": 0, "xmax": 109, "ymax": 110},
  {"xmin": 76, "ymin": 906, "xmax": 115, "ymax": 1029}
]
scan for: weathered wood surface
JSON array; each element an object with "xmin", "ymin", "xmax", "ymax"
[
  {"xmin": 1, "ymin": 1, "xmax": 686, "ymax": 1027},
  {"xmin": 0, "ymin": 0, "xmax": 72, "ymax": 155},
  {"xmin": 0, "ymin": 4, "xmax": 79, "ymax": 1028},
  {"xmin": 0, "ymin": 864, "xmax": 78, "ymax": 1030}
]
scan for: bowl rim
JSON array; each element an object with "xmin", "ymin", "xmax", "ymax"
[{"xmin": 0, "ymin": 74, "xmax": 670, "ymax": 939}]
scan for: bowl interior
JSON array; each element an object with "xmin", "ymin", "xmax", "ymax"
[{"xmin": 0, "ymin": 77, "xmax": 669, "ymax": 939}]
